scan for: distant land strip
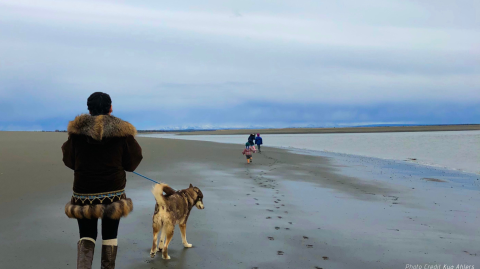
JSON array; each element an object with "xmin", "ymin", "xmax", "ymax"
[{"xmin": 138, "ymin": 124, "xmax": 480, "ymax": 135}]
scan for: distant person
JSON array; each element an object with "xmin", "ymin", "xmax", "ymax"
[
  {"xmin": 255, "ymin": 133, "xmax": 263, "ymax": 153},
  {"xmin": 242, "ymin": 143, "xmax": 257, "ymax": 164},
  {"xmin": 62, "ymin": 92, "xmax": 143, "ymax": 269},
  {"xmin": 248, "ymin": 133, "xmax": 255, "ymax": 146}
]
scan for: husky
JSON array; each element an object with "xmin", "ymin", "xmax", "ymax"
[{"xmin": 150, "ymin": 183, "xmax": 204, "ymax": 259}]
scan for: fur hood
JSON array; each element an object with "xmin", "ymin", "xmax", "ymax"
[{"xmin": 67, "ymin": 114, "xmax": 137, "ymax": 141}]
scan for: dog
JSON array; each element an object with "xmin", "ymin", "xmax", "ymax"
[{"xmin": 150, "ymin": 183, "xmax": 204, "ymax": 259}]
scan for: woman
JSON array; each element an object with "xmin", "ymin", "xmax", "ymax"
[{"xmin": 62, "ymin": 92, "xmax": 143, "ymax": 269}]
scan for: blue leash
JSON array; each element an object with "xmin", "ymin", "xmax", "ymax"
[
  {"xmin": 132, "ymin": 171, "xmax": 161, "ymax": 184},
  {"xmin": 132, "ymin": 171, "xmax": 178, "ymax": 192}
]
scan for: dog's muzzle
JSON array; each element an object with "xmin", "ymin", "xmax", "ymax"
[{"xmin": 195, "ymin": 199, "xmax": 204, "ymax": 209}]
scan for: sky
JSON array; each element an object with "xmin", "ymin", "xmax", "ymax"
[{"xmin": 0, "ymin": 0, "xmax": 479, "ymax": 130}]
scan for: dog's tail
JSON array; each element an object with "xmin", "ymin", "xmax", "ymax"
[{"xmin": 151, "ymin": 183, "xmax": 176, "ymax": 206}]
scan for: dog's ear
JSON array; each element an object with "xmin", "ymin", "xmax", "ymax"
[{"xmin": 189, "ymin": 183, "xmax": 193, "ymax": 188}]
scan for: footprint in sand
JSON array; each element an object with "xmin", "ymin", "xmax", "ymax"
[
  {"xmin": 322, "ymin": 256, "xmax": 329, "ymax": 260},
  {"xmin": 267, "ymin": 209, "xmax": 273, "ymax": 212},
  {"xmin": 256, "ymin": 203, "xmax": 259, "ymax": 205},
  {"xmin": 307, "ymin": 245, "xmax": 313, "ymax": 248},
  {"xmin": 277, "ymin": 251, "xmax": 284, "ymax": 255},
  {"xmin": 463, "ymin": 251, "xmax": 477, "ymax": 256},
  {"xmin": 278, "ymin": 216, "xmax": 282, "ymax": 219},
  {"xmin": 266, "ymin": 217, "xmax": 271, "ymax": 219},
  {"xmin": 303, "ymin": 236, "xmax": 309, "ymax": 239},
  {"xmin": 276, "ymin": 207, "xmax": 280, "ymax": 209},
  {"xmin": 285, "ymin": 211, "xmax": 288, "ymax": 213},
  {"xmin": 274, "ymin": 201, "xmax": 278, "ymax": 203},
  {"xmin": 315, "ymin": 267, "xmax": 323, "ymax": 269},
  {"xmin": 288, "ymin": 222, "xmax": 292, "ymax": 224},
  {"xmin": 268, "ymin": 237, "xmax": 274, "ymax": 240},
  {"xmin": 285, "ymin": 228, "xmax": 290, "ymax": 230},
  {"xmin": 275, "ymin": 227, "xmax": 280, "ymax": 230}
]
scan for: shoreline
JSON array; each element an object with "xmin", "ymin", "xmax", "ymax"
[
  {"xmin": 279, "ymin": 147, "xmax": 480, "ymax": 178},
  {"xmin": 0, "ymin": 132, "xmax": 479, "ymax": 268},
  {"xmin": 140, "ymin": 131, "xmax": 480, "ymax": 175},
  {"xmin": 136, "ymin": 124, "xmax": 480, "ymax": 135},
  {"xmin": 140, "ymin": 133, "xmax": 480, "ymax": 191}
]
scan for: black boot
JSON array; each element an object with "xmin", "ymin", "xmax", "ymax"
[
  {"xmin": 101, "ymin": 245, "xmax": 118, "ymax": 269},
  {"xmin": 77, "ymin": 239, "xmax": 95, "ymax": 269}
]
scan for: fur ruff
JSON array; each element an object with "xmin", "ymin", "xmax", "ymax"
[
  {"xmin": 65, "ymin": 198, "xmax": 133, "ymax": 219},
  {"xmin": 67, "ymin": 114, "xmax": 137, "ymax": 141}
]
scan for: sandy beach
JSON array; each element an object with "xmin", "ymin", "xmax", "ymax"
[{"xmin": 0, "ymin": 132, "xmax": 479, "ymax": 269}]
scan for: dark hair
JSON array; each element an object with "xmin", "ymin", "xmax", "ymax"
[{"xmin": 87, "ymin": 92, "xmax": 112, "ymax": 116}]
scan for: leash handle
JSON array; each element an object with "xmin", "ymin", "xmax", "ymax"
[{"xmin": 132, "ymin": 171, "xmax": 161, "ymax": 184}]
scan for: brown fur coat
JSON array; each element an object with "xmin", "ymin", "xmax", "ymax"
[{"xmin": 62, "ymin": 114, "xmax": 143, "ymax": 219}]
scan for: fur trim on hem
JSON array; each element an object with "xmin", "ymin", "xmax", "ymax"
[{"xmin": 65, "ymin": 198, "xmax": 133, "ymax": 219}]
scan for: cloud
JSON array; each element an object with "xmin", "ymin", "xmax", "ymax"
[{"xmin": 0, "ymin": 0, "xmax": 478, "ymax": 130}]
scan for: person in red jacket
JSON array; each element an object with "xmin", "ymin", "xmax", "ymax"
[
  {"xmin": 242, "ymin": 143, "xmax": 257, "ymax": 163},
  {"xmin": 62, "ymin": 92, "xmax": 143, "ymax": 269}
]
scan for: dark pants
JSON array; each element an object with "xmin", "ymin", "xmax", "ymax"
[
  {"xmin": 256, "ymin": 144, "xmax": 261, "ymax": 151},
  {"xmin": 77, "ymin": 217, "xmax": 120, "ymax": 240}
]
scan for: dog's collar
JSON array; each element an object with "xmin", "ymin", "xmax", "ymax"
[{"xmin": 179, "ymin": 190, "xmax": 202, "ymax": 206}]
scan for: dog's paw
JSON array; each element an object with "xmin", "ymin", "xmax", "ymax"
[
  {"xmin": 183, "ymin": 243, "xmax": 193, "ymax": 248},
  {"xmin": 163, "ymin": 255, "xmax": 171, "ymax": 260},
  {"xmin": 150, "ymin": 251, "xmax": 156, "ymax": 258}
]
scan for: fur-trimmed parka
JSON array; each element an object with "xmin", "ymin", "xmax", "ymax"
[{"xmin": 62, "ymin": 114, "xmax": 143, "ymax": 219}]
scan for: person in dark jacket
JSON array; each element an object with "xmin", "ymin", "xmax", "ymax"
[
  {"xmin": 248, "ymin": 134, "xmax": 255, "ymax": 146},
  {"xmin": 255, "ymin": 133, "xmax": 263, "ymax": 153},
  {"xmin": 62, "ymin": 92, "xmax": 143, "ymax": 269}
]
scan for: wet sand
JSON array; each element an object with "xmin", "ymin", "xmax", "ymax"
[
  {"xmin": 0, "ymin": 132, "xmax": 479, "ymax": 269},
  {"xmin": 166, "ymin": 124, "xmax": 480, "ymax": 135}
]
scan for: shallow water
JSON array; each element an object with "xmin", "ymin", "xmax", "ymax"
[{"xmin": 140, "ymin": 131, "xmax": 480, "ymax": 174}]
